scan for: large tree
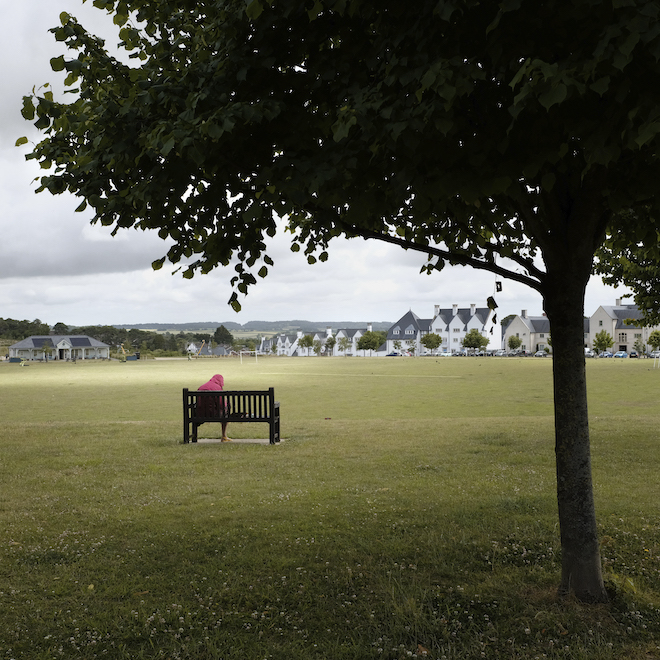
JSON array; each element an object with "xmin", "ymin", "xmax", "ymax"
[{"xmin": 21, "ymin": 0, "xmax": 660, "ymax": 602}]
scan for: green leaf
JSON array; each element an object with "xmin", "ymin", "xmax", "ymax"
[
  {"xmin": 21, "ymin": 97, "xmax": 35, "ymax": 120},
  {"xmin": 50, "ymin": 56, "xmax": 66, "ymax": 72},
  {"xmin": 245, "ymin": 0, "xmax": 263, "ymax": 20},
  {"xmin": 161, "ymin": 137, "xmax": 176, "ymax": 155},
  {"xmin": 590, "ymin": 76, "xmax": 610, "ymax": 96},
  {"xmin": 75, "ymin": 200, "xmax": 88, "ymax": 212},
  {"xmin": 15, "ymin": 136, "xmax": 28, "ymax": 147},
  {"xmin": 307, "ymin": 0, "xmax": 323, "ymax": 20},
  {"xmin": 541, "ymin": 173, "xmax": 556, "ymax": 192},
  {"xmin": 539, "ymin": 83, "xmax": 567, "ymax": 110}
]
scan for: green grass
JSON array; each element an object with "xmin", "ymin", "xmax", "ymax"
[{"xmin": 0, "ymin": 356, "xmax": 659, "ymax": 659}]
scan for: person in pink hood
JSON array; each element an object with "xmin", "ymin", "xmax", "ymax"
[{"xmin": 198, "ymin": 374, "xmax": 231, "ymax": 441}]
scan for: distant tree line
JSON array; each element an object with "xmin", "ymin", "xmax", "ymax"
[{"xmin": 0, "ymin": 318, "xmax": 243, "ymax": 356}]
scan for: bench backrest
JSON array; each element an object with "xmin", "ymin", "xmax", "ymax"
[{"xmin": 184, "ymin": 388, "xmax": 276, "ymax": 420}]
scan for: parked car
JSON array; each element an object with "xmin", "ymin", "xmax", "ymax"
[
  {"xmin": 614, "ymin": 351, "xmax": 628, "ymax": 358},
  {"xmin": 629, "ymin": 350, "xmax": 638, "ymax": 358},
  {"xmin": 534, "ymin": 351, "xmax": 546, "ymax": 357},
  {"xmin": 585, "ymin": 349, "xmax": 595, "ymax": 358},
  {"xmin": 495, "ymin": 350, "xmax": 507, "ymax": 357},
  {"xmin": 600, "ymin": 351, "xmax": 613, "ymax": 358},
  {"xmin": 650, "ymin": 351, "xmax": 660, "ymax": 358},
  {"xmin": 386, "ymin": 352, "xmax": 401, "ymax": 356}
]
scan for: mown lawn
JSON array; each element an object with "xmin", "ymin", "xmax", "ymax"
[{"xmin": 0, "ymin": 356, "xmax": 658, "ymax": 659}]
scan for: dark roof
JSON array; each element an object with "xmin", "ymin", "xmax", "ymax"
[
  {"xmin": 387, "ymin": 310, "xmax": 429, "ymax": 339},
  {"xmin": 10, "ymin": 335, "xmax": 110, "ymax": 349},
  {"xmin": 433, "ymin": 307, "xmax": 491, "ymax": 330}
]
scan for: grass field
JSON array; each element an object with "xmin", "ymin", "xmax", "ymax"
[{"xmin": 0, "ymin": 356, "xmax": 658, "ymax": 659}]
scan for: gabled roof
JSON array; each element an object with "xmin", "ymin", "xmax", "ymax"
[
  {"xmin": 387, "ymin": 311, "xmax": 431, "ymax": 338},
  {"xmin": 10, "ymin": 335, "xmax": 110, "ymax": 349},
  {"xmin": 433, "ymin": 307, "xmax": 490, "ymax": 330}
]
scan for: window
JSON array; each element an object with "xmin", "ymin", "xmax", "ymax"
[
  {"xmin": 618, "ymin": 332, "xmax": 627, "ymax": 342},
  {"xmin": 599, "ymin": 320, "xmax": 603, "ymax": 326},
  {"xmin": 540, "ymin": 333, "xmax": 545, "ymax": 338},
  {"xmin": 453, "ymin": 328, "xmax": 461, "ymax": 333}
]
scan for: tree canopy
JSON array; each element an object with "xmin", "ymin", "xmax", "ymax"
[
  {"xmin": 461, "ymin": 328, "xmax": 489, "ymax": 352},
  {"xmin": 22, "ymin": 0, "xmax": 660, "ymax": 603}
]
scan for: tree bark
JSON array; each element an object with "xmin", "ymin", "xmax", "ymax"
[{"xmin": 543, "ymin": 273, "xmax": 608, "ymax": 603}]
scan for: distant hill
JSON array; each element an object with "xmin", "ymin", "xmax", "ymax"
[{"xmin": 113, "ymin": 320, "xmax": 393, "ymax": 333}]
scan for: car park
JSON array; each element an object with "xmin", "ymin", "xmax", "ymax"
[{"xmin": 614, "ymin": 351, "xmax": 628, "ymax": 358}]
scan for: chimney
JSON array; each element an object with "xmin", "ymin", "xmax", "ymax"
[
  {"xmin": 367, "ymin": 323, "xmax": 373, "ymax": 332},
  {"xmin": 616, "ymin": 298, "xmax": 621, "ymax": 306},
  {"xmin": 452, "ymin": 304, "xmax": 458, "ymax": 316},
  {"xmin": 434, "ymin": 304, "xmax": 440, "ymax": 317},
  {"xmin": 470, "ymin": 303, "xmax": 476, "ymax": 316},
  {"xmin": 521, "ymin": 310, "xmax": 527, "ymax": 319},
  {"xmin": 297, "ymin": 330, "xmax": 303, "ymax": 338},
  {"xmin": 326, "ymin": 326, "xmax": 332, "ymax": 337}
]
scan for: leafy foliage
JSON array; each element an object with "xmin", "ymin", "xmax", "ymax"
[
  {"xmin": 596, "ymin": 209, "xmax": 660, "ymax": 325},
  {"xmin": 20, "ymin": 0, "xmax": 660, "ymax": 310},
  {"xmin": 508, "ymin": 335, "xmax": 523, "ymax": 352},
  {"xmin": 647, "ymin": 329, "xmax": 660, "ymax": 351},
  {"xmin": 213, "ymin": 324, "xmax": 234, "ymax": 346},
  {"xmin": 420, "ymin": 332, "xmax": 442, "ymax": 353},
  {"xmin": 462, "ymin": 328, "xmax": 489, "ymax": 351},
  {"xmin": 593, "ymin": 329, "xmax": 615, "ymax": 354},
  {"xmin": 356, "ymin": 330, "xmax": 383, "ymax": 353}
]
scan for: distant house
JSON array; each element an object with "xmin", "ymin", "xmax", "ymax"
[
  {"xmin": 503, "ymin": 300, "xmax": 659, "ymax": 355},
  {"xmin": 386, "ymin": 304, "xmax": 493, "ymax": 355},
  {"xmin": 9, "ymin": 335, "xmax": 110, "ymax": 361},
  {"xmin": 590, "ymin": 299, "xmax": 660, "ymax": 353},
  {"xmin": 502, "ymin": 310, "xmax": 553, "ymax": 353}
]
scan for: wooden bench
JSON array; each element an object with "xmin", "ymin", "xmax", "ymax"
[{"xmin": 183, "ymin": 387, "xmax": 280, "ymax": 444}]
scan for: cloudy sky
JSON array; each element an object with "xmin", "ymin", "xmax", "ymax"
[{"xmin": 1, "ymin": 2, "xmax": 629, "ymax": 330}]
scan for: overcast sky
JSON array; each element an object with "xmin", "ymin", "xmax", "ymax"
[{"xmin": 1, "ymin": 1, "xmax": 630, "ymax": 330}]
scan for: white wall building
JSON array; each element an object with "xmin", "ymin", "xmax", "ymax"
[{"xmin": 9, "ymin": 335, "xmax": 110, "ymax": 361}]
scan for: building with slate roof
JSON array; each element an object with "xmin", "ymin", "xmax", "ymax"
[
  {"xmin": 9, "ymin": 335, "xmax": 110, "ymax": 361},
  {"xmin": 503, "ymin": 299, "xmax": 660, "ymax": 354},
  {"xmin": 386, "ymin": 305, "xmax": 493, "ymax": 355},
  {"xmin": 502, "ymin": 310, "xmax": 555, "ymax": 354},
  {"xmin": 590, "ymin": 299, "xmax": 660, "ymax": 353}
]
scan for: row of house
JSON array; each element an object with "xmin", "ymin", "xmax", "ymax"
[
  {"xmin": 252, "ymin": 304, "xmax": 495, "ymax": 357},
  {"xmin": 8, "ymin": 300, "xmax": 655, "ymax": 361},
  {"xmin": 257, "ymin": 325, "xmax": 380, "ymax": 357},
  {"xmin": 502, "ymin": 299, "xmax": 660, "ymax": 354},
  {"xmin": 255, "ymin": 299, "xmax": 657, "ymax": 358}
]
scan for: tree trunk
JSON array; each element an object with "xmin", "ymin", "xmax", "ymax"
[{"xmin": 543, "ymin": 276, "xmax": 608, "ymax": 602}]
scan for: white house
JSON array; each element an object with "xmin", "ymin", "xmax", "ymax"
[
  {"xmin": 589, "ymin": 299, "xmax": 660, "ymax": 353},
  {"xmin": 386, "ymin": 305, "xmax": 493, "ymax": 355},
  {"xmin": 9, "ymin": 335, "xmax": 110, "ymax": 361},
  {"xmin": 502, "ymin": 310, "xmax": 553, "ymax": 353}
]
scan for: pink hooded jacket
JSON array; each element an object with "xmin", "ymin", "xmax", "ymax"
[
  {"xmin": 196, "ymin": 374, "xmax": 227, "ymax": 416},
  {"xmin": 198, "ymin": 374, "xmax": 224, "ymax": 391}
]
